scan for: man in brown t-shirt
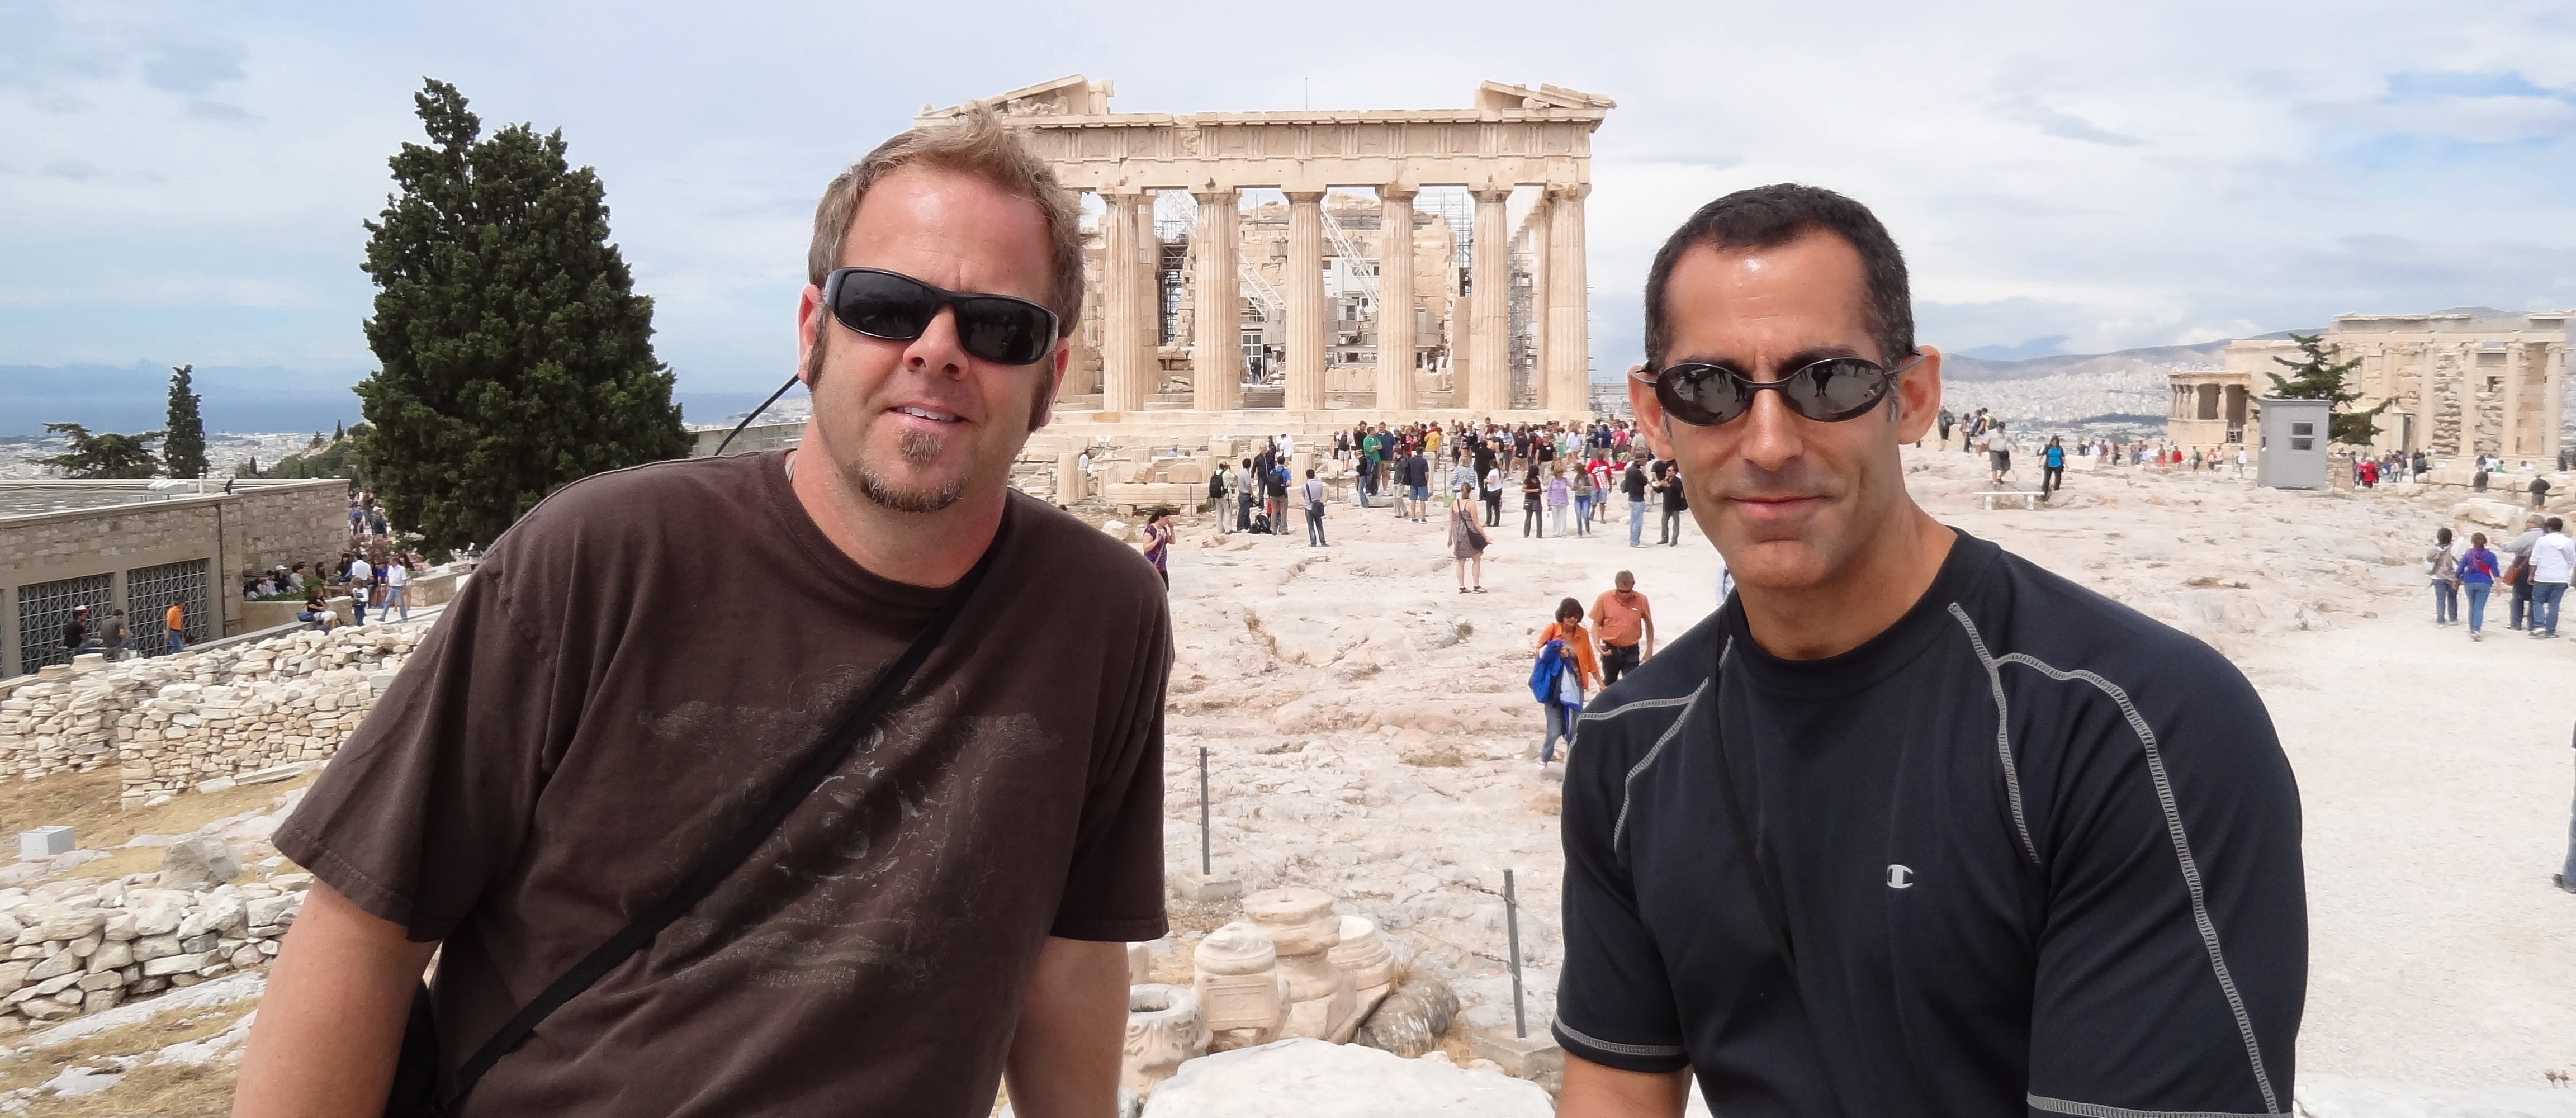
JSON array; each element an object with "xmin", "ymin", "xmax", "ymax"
[
  {"xmin": 235, "ymin": 110, "xmax": 1169, "ymax": 1118},
  {"xmin": 1591, "ymin": 571, "xmax": 1656, "ymax": 688}
]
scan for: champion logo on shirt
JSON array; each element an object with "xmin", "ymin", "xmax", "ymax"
[{"xmin": 1886, "ymin": 864, "xmax": 1916, "ymax": 889}]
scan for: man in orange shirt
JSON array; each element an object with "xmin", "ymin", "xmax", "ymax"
[
  {"xmin": 162, "ymin": 599, "xmax": 186, "ymax": 656},
  {"xmin": 1591, "ymin": 570, "xmax": 1656, "ymax": 688}
]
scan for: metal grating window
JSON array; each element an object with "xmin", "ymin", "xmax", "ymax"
[
  {"xmin": 16, "ymin": 573, "xmax": 113, "ymax": 674},
  {"xmin": 126, "ymin": 559, "xmax": 211, "ymax": 651}
]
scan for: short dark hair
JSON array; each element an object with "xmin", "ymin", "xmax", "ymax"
[
  {"xmin": 1556, "ymin": 597, "xmax": 1584, "ymax": 623},
  {"xmin": 1642, "ymin": 183, "xmax": 1914, "ymax": 369},
  {"xmin": 2550, "ymin": 517, "xmax": 2565, "ymax": 533}
]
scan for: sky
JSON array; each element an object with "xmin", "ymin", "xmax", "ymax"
[{"xmin": 7, "ymin": 0, "xmax": 2576, "ymax": 419}]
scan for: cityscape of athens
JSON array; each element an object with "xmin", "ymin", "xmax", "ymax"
[{"xmin": 3, "ymin": 7, "xmax": 2574, "ymax": 1118}]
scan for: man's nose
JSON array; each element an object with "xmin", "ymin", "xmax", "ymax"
[
  {"xmin": 1732, "ymin": 388, "xmax": 1805, "ymax": 473},
  {"xmin": 902, "ymin": 306, "xmax": 969, "ymax": 377}
]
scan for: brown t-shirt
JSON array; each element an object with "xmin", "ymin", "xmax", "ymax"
[{"xmin": 276, "ymin": 451, "xmax": 1171, "ymax": 1116}]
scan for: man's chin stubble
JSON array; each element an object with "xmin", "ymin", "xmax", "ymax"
[{"xmin": 851, "ymin": 431, "xmax": 967, "ymax": 514}]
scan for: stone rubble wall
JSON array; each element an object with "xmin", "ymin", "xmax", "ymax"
[
  {"xmin": 0, "ymin": 873, "xmax": 307, "ymax": 1032},
  {"xmin": 0, "ymin": 625, "xmax": 421, "ymax": 806}
]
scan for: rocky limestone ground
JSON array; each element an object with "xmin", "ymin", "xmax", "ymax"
[{"xmin": 1147, "ymin": 446, "xmax": 2576, "ymax": 1112}]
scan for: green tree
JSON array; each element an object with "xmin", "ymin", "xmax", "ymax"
[
  {"xmin": 162, "ymin": 364, "xmax": 208, "ymax": 479},
  {"xmin": 2266, "ymin": 332, "xmax": 2385, "ymax": 447},
  {"xmin": 356, "ymin": 78, "xmax": 688, "ymax": 553},
  {"xmin": 262, "ymin": 422, "xmax": 375, "ymax": 487},
  {"xmin": 37, "ymin": 423, "xmax": 162, "ymax": 479}
]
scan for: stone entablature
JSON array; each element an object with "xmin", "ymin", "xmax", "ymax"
[
  {"xmin": 919, "ymin": 77, "xmax": 1611, "ymax": 429},
  {"xmin": 2223, "ymin": 310, "xmax": 2569, "ymax": 461}
]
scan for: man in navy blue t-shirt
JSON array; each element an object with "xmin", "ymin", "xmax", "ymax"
[{"xmin": 1555, "ymin": 184, "xmax": 2304, "ymax": 1117}]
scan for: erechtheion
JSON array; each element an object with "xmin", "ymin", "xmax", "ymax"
[
  {"xmin": 916, "ymin": 75, "xmax": 1613, "ymax": 437},
  {"xmin": 2203, "ymin": 310, "xmax": 2570, "ymax": 460}
]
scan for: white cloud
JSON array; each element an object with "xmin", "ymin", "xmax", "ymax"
[{"xmin": 4, "ymin": 0, "xmax": 2576, "ymax": 391}]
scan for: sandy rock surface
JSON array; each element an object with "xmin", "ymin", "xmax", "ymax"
[{"xmin": 1139, "ymin": 1038, "xmax": 1554, "ymax": 1117}]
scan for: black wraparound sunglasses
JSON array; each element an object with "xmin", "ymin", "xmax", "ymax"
[
  {"xmin": 821, "ymin": 267, "xmax": 1060, "ymax": 367},
  {"xmin": 1634, "ymin": 353, "xmax": 1924, "ymax": 427}
]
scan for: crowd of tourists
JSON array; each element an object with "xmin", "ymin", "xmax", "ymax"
[
  {"xmin": 2426, "ymin": 514, "xmax": 2574, "ymax": 640},
  {"xmin": 1202, "ymin": 419, "xmax": 1698, "ymax": 556}
]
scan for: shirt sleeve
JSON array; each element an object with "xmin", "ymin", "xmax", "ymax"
[
  {"xmin": 1553, "ymin": 723, "xmax": 1690, "ymax": 1073},
  {"xmin": 2024, "ymin": 659, "xmax": 2305, "ymax": 1116},
  {"xmin": 1046, "ymin": 599, "xmax": 1173, "ymax": 943},
  {"xmin": 272, "ymin": 546, "xmax": 577, "ymax": 940}
]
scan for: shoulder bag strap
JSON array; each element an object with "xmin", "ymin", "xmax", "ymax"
[
  {"xmin": 431, "ymin": 534, "xmax": 1004, "ymax": 1112},
  {"xmin": 1704, "ymin": 638, "xmax": 1797, "ymax": 970}
]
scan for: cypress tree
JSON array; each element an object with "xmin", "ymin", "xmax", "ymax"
[
  {"xmin": 357, "ymin": 78, "xmax": 688, "ymax": 553},
  {"xmin": 2265, "ymin": 331, "xmax": 2385, "ymax": 447},
  {"xmin": 162, "ymin": 364, "xmax": 209, "ymax": 479}
]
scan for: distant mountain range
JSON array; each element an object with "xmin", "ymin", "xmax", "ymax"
[{"xmin": 0, "ymin": 362, "xmax": 771, "ymax": 438}]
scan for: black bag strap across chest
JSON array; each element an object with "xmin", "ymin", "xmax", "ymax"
[{"xmin": 404, "ymin": 533, "xmax": 1001, "ymax": 1116}]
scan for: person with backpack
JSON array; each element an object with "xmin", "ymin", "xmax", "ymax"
[
  {"xmin": 2500, "ymin": 514, "xmax": 2542, "ymax": 630},
  {"xmin": 1447, "ymin": 485, "xmax": 1488, "ymax": 594},
  {"xmin": 1532, "ymin": 597, "xmax": 1598, "ymax": 769},
  {"xmin": 2460, "ymin": 532, "xmax": 2501, "ymax": 641},
  {"xmin": 2426, "ymin": 527, "xmax": 2460, "ymax": 627},
  {"xmin": 2536, "ymin": 474, "xmax": 2555, "ymax": 510},
  {"xmin": 2041, "ymin": 437, "xmax": 2066, "ymax": 498}
]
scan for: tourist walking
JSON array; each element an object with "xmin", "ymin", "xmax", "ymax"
[
  {"xmin": 2040, "ymin": 437, "xmax": 2065, "ymax": 498},
  {"xmin": 2502, "ymin": 514, "xmax": 2542, "ymax": 630},
  {"xmin": 1234, "ymin": 459, "xmax": 1254, "ymax": 530},
  {"xmin": 1523, "ymin": 464, "xmax": 1546, "ymax": 538},
  {"xmin": 1483, "ymin": 459, "xmax": 1505, "ymax": 528},
  {"xmin": 98, "ymin": 608, "xmax": 127, "ymax": 661},
  {"xmin": 1302, "ymin": 470, "xmax": 1328, "ymax": 547},
  {"xmin": 238, "ymin": 110, "xmax": 1170, "ymax": 1118},
  {"xmin": 1405, "ymin": 448, "xmax": 1432, "ymax": 522},
  {"xmin": 162, "ymin": 599, "xmax": 185, "ymax": 656},
  {"xmin": 2536, "ymin": 474, "xmax": 2555, "ymax": 509},
  {"xmin": 1658, "ymin": 459, "xmax": 1687, "ymax": 546},
  {"xmin": 2461, "ymin": 532, "xmax": 2499, "ymax": 640},
  {"xmin": 1554, "ymin": 184, "xmax": 2300, "ymax": 1117},
  {"xmin": 2427, "ymin": 528, "xmax": 2459, "ymax": 626},
  {"xmin": 2530, "ymin": 516, "xmax": 2572, "ymax": 638},
  {"xmin": 1589, "ymin": 571, "xmax": 1654, "ymax": 688},
  {"xmin": 1548, "ymin": 467, "xmax": 1572, "ymax": 536},
  {"xmin": 1623, "ymin": 454, "xmax": 1650, "ymax": 547},
  {"xmin": 1532, "ymin": 596, "xmax": 1598, "ymax": 769},
  {"xmin": 1571, "ymin": 459, "xmax": 1597, "ymax": 536},
  {"xmin": 1448, "ymin": 485, "xmax": 1487, "ymax": 593},
  {"xmin": 1143, "ymin": 510, "xmax": 1174, "ymax": 586}
]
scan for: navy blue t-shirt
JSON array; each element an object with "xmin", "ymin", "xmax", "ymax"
[{"xmin": 1556, "ymin": 529, "xmax": 2305, "ymax": 1116}]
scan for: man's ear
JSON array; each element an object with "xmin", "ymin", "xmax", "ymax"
[
  {"xmin": 1892, "ymin": 346, "xmax": 1942, "ymax": 444},
  {"xmin": 1627, "ymin": 365, "xmax": 1675, "ymax": 460}
]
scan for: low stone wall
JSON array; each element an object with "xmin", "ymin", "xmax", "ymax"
[
  {"xmin": 0, "ymin": 873, "xmax": 307, "ymax": 1031},
  {"xmin": 0, "ymin": 624, "xmax": 422, "ymax": 805}
]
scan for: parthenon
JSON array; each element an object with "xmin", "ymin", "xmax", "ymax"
[{"xmin": 917, "ymin": 76, "xmax": 1613, "ymax": 434}]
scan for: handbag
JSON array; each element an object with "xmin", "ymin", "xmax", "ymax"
[{"xmin": 383, "ymin": 538, "xmax": 1000, "ymax": 1117}]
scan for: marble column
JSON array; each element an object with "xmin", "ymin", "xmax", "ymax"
[
  {"xmin": 2414, "ymin": 350, "xmax": 2439, "ymax": 454},
  {"xmin": 1285, "ymin": 191, "xmax": 1328, "ymax": 413},
  {"xmin": 1543, "ymin": 184, "xmax": 1591, "ymax": 414},
  {"xmin": 2546, "ymin": 344, "xmax": 2568, "ymax": 463},
  {"xmin": 1374, "ymin": 186, "xmax": 1418, "ymax": 413},
  {"xmin": 1466, "ymin": 188, "xmax": 1513, "ymax": 414},
  {"xmin": 1192, "ymin": 190, "xmax": 1242, "ymax": 412},
  {"xmin": 1133, "ymin": 193, "xmax": 1163, "ymax": 404},
  {"xmin": 2504, "ymin": 342, "xmax": 2525, "ymax": 460},
  {"xmin": 1101, "ymin": 189, "xmax": 1148, "ymax": 414}
]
